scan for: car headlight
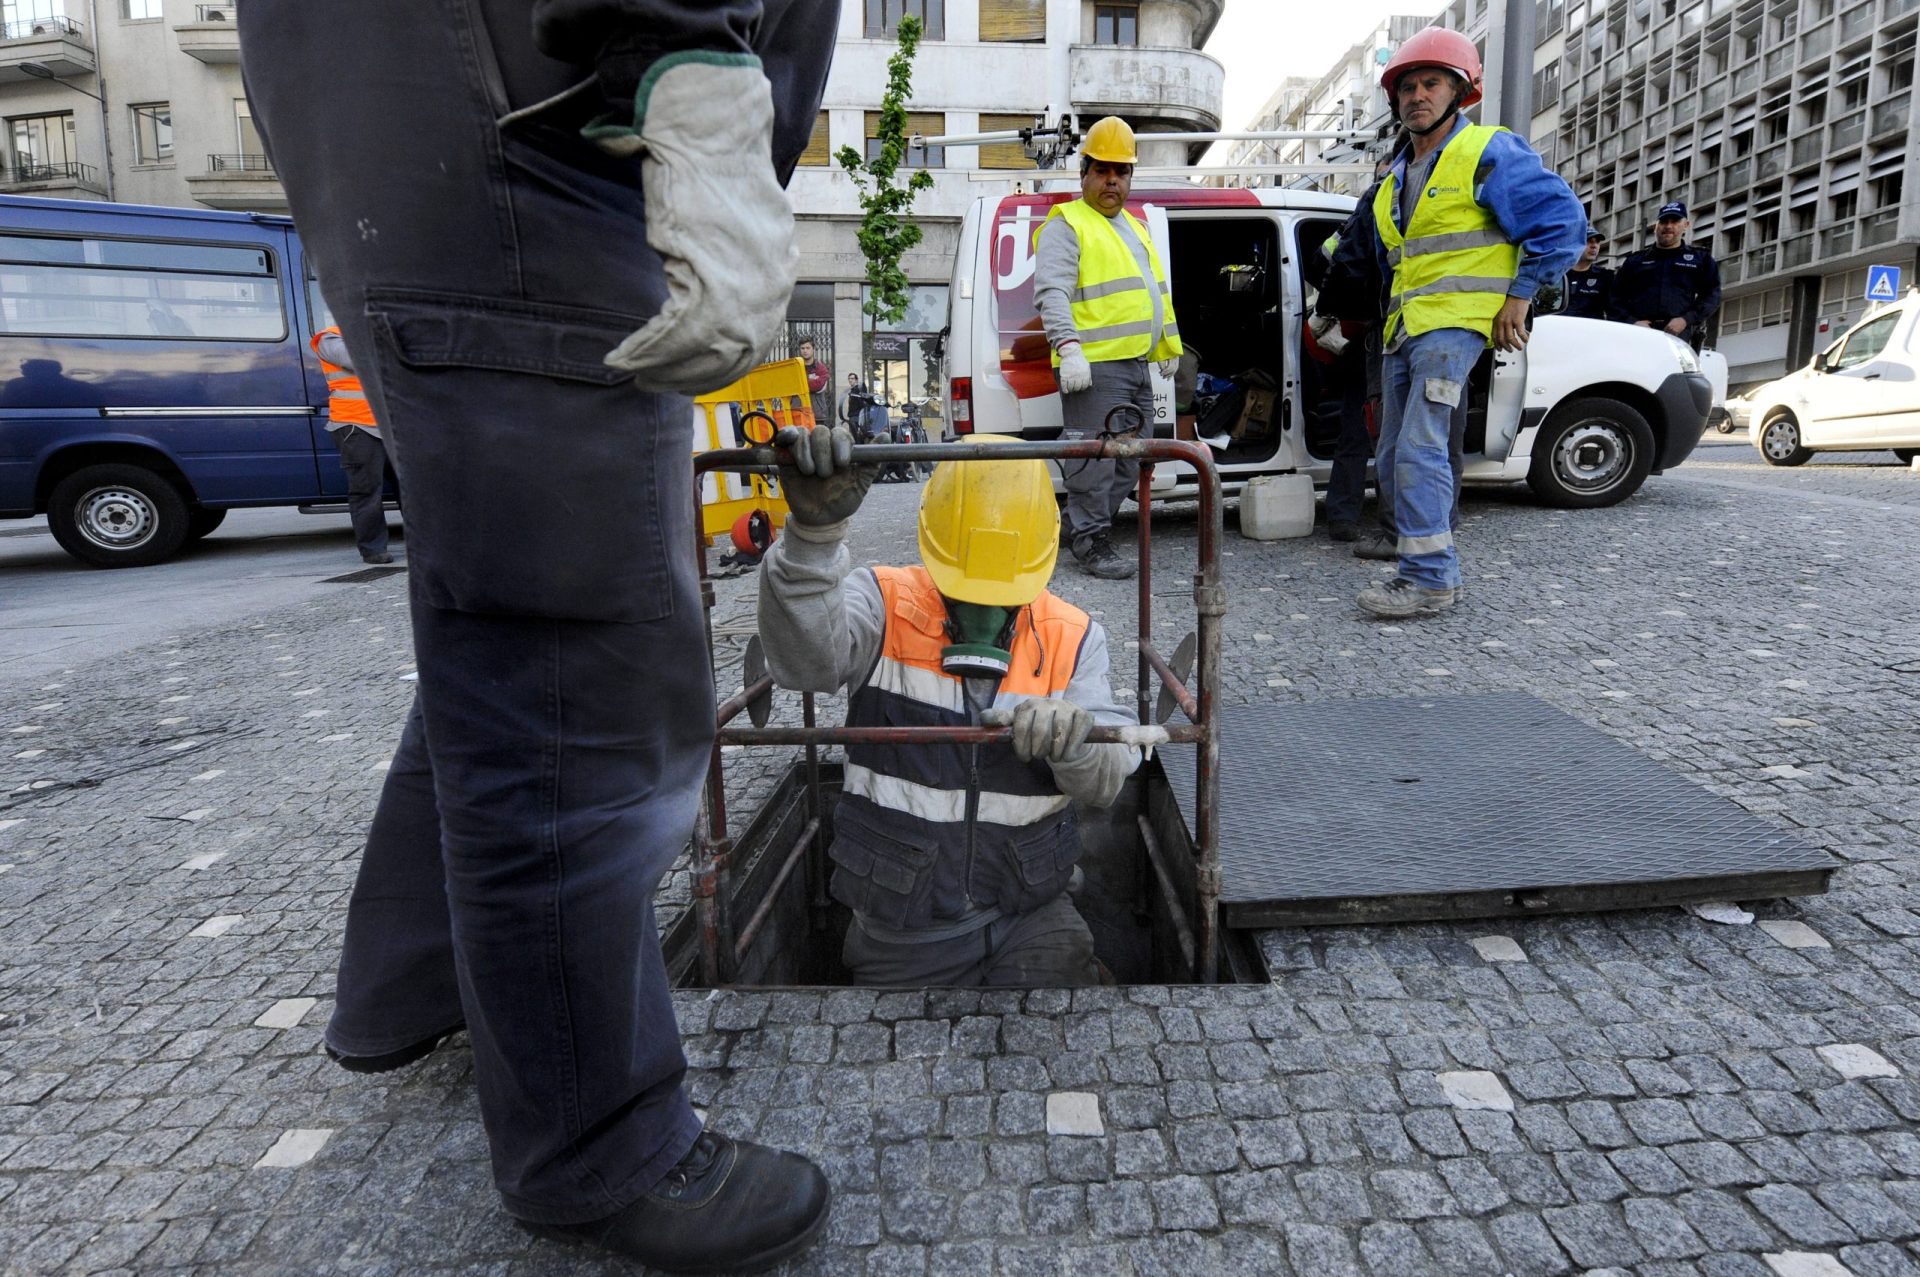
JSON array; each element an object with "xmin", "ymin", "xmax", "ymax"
[{"xmin": 1671, "ymin": 340, "xmax": 1699, "ymax": 373}]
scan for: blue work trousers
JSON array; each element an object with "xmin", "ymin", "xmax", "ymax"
[
  {"xmin": 239, "ymin": 0, "xmax": 835, "ymax": 1227},
  {"xmin": 1377, "ymin": 328, "xmax": 1484, "ymax": 589}
]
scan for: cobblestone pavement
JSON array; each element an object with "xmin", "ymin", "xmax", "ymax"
[{"xmin": 2, "ymin": 445, "xmax": 1919, "ymax": 1276}]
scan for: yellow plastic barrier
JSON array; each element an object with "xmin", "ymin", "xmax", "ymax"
[{"xmin": 692, "ymin": 357, "xmax": 815, "ymax": 548}]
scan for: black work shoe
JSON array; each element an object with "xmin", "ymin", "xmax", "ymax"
[
  {"xmin": 1351, "ymin": 532, "xmax": 1398, "ymax": 561},
  {"xmin": 361, "ymin": 551, "xmax": 395, "ymax": 565},
  {"xmin": 522, "ymin": 1130, "xmax": 831, "ymax": 1275},
  {"xmin": 1328, "ymin": 521, "xmax": 1360, "ymax": 542},
  {"xmin": 324, "ymin": 1023, "xmax": 464, "ymax": 1074},
  {"xmin": 1074, "ymin": 533, "xmax": 1135, "ymax": 580}
]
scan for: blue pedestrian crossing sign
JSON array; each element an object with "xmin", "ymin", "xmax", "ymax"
[{"xmin": 1866, "ymin": 264, "xmax": 1901, "ymax": 303}]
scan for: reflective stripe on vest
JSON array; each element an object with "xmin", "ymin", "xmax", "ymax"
[
  {"xmin": 1036, "ymin": 198, "xmax": 1183, "ymax": 366},
  {"xmin": 309, "ymin": 327, "xmax": 378, "ymax": 428},
  {"xmin": 832, "ymin": 565, "xmax": 1092, "ymax": 923},
  {"xmin": 1373, "ymin": 125, "xmax": 1520, "ymax": 346}
]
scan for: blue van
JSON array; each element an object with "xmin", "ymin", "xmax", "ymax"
[{"xmin": 0, "ymin": 193, "xmax": 381, "ymax": 567}]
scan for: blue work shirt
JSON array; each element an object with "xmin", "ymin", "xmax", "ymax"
[{"xmin": 1373, "ymin": 115, "xmax": 1587, "ymax": 307}]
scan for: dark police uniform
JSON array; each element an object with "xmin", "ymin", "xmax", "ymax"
[
  {"xmin": 1563, "ymin": 264, "xmax": 1614, "ymax": 320},
  {"xmin": 1611, "ymin": 244, "xmax": 1722, "ymax": 346}
]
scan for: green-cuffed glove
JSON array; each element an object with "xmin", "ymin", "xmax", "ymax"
[
  {"xmin": 775, "ymin": 425, "xmax": 873, "ymax": 527},
  {"xmin": 585, "ymin": 54, "xmax": 798, "ymax": 394},
  {"xmin": 1010, "ymin": 697, "xmax": 1093, "ymax": 764}
]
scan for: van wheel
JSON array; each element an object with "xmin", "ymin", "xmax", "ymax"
[
  {"xmin": 1526, "ymin": 397, "xmax": 1656, "ymax": 508},
  {"xmin": 185, "ymin": 507, "xmax": 228, "ymax": 542},
  {"xmin": 1758, "ymin": 411, "xmax": 1811, "ymax": 467},
  {"xmin": 1893, "ymin": 449, "xmax": 1917, "ymax": 464},
  {"xmin": 47, "ymin": 464, "xmax": 191, "ymax": 568}
]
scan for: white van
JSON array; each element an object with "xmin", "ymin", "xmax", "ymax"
[
  {"xmin": 941, "ymin": 186, "xmax": 1716, "ymax": 509},
  {"xmin": 1748, "ymin": 288, "xmax": 1920, "ymax": 466}
]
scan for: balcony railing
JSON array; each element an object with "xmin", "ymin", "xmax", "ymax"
[
  {"xmin": 206, "ymin": 153, "xmax": 274, "ymax": 173},
  {"xmin": 1756, "ymin": 144, "xmax": 1786, "ymax": 180},
  {"xmin": 1725, "ymin": 157, "xmax": 1753, "ymax": 190},
  {"xmin": 1782, "ymin": 232, "xmax": 1814, "ymax": 267},
  {"xmin": 194, "ymin": 3, "xmax": 235, "ymax": 18},
  {"xmin": 1790, "ymin": 134, "xmax": 1823, "ymax": 167},
  {"xmin": 1722, "ymin": 255, "xmax": 1745, "ymax": 284},
  {"xmin": 1695, "ymin": 172, "xmax": 1721, "ymax": 201},
  {"xmin": 1802, "ymin": 22, "xmax": 1832, "ymax": 57},
  {"xmin": 1747, "ymin": 243, "xmax": 1778, "ymax": 275},
  {"xmin": 1841, "ymin": 3, "xmax": 1875, "ymax": 40},
  {"xmin": 1888, "ymin": 0, "xmax": 1919, "ymax": 17},
  {"xmin": 1, "ymin": 13, "xmax": 82, "ymax": 40},
  {"xmin": 1871, "ymin": 92, "xmax": 1910, "ymax": 136},
  {"xmin": 4, "ymin": 159, "xmax": 97, "ymax": 185},
  {"xmin": 1764, "ymin": 45, "xmax": 1792, "ymax": 77},
  {"xmin": 1862, "ymin": 207, "xmax": 1900, "ymax": 244},
  {"xmin": 1822, "ymin": 223, "xmax": 1856, "ymax": 255},
  {"xmin": 1830, "ymin": 111, "xmax": 1866, "ymax": 149}
]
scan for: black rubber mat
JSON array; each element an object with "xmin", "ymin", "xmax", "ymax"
[
  {"xmin": 1159, "ymin": 693, "xmax": 1834, "ymax": 927},
  {"xmin": 322, "ymin": 565, "xmax": 406, "ymax": 584}
]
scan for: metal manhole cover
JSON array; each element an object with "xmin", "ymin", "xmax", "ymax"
[
  {"xmin": 322, "ymin": 565, "xmax": 407, "ymax": 584},
  {"xmin": 1161, "ymin": 693, "xmax": 1833, "ymax": 927}
]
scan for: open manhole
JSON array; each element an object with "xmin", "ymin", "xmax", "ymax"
[{"xmin": 662, "ymin": 759, "xmax": 1269, "ymax": 989}]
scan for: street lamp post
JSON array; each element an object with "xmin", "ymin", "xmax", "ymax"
[{"xmin": 19, "ymin": 60, "xmax": 115, "ymax": 201}]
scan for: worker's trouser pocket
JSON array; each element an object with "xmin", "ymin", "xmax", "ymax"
[
  {"xmin": 827, "ymin": 801, "xmax": 941, "ymax": 929},
  {"xmin": 364, "ymin": 288, "xmax": 685, "ymax": 623},
  {"xmin": 979, "ymin": 813, "xmax": 1080, "ymax": 918}
]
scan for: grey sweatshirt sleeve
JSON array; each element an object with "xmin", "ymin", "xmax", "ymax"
[
  {"xmin": 755, "ymin": 520, "xmax": 886, "ymax": 695},
  {"xmin": 317, "ymin": 331, "xmax": 354, "ymax": 371},
  {"xmin": 1044, "ymin": 623, "xmax": 1142, "ymax": 808},
  {"xmin": 1033, "ymin": 217, "xmax": 1082, "ymax": 353}
]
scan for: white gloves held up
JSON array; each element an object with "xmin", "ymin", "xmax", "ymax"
[
  {"xmin": 1010, "ymin": 698, "xmax": 1093, "ymax": 765},
  {"xmin": 592, "ymin": 57, "xmax": 798, "ymax": 395}
]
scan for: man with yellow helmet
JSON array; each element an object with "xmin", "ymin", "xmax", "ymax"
[
  {"xmin": 758, "ymin": 424, "xmax": 1140, "ymax": 985},
  {"xmin": 1033, "ymin": 115, "xmax": 1182, "ymax": 581}
]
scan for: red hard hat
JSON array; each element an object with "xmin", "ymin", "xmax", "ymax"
[{"xmin": 1381, "ymin": 27, "xmax": 1484, "ymax": 108}]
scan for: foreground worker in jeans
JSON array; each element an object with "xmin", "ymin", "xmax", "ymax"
[
  {"xmin": 1363, "ymin": 26, "xmax": 1584, "ymax": 619},
  {"xmin": 758, "ymin": 427, "xmax": 1140, "ymax": 985},
  {"xmin": 239, "ymin": 1, "xmax": 834, "ymax": 1272}
]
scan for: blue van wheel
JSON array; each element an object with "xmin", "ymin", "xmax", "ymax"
[{"xmin": 47, "ymin": 463, "xmax": 192, "ymax": 568}]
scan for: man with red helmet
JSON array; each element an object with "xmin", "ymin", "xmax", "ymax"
[{"xmin": 1359, "ymin": 26, "xmax": 1585, "ymax": 619}]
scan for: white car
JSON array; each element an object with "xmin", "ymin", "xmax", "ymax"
[{"xmin": 1749, "ymin": 288, "xmax": 1920, "ymax": 466}]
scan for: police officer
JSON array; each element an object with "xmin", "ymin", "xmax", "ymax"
[
  {"xmin": 1562, "ymin": 225, "xmax": 1614, "ymax": 320},
  {"xmin": 758, "ymin": 427, "xmax": 1140, "ymax": 986},
  {"xmin": 1612, "ymin": 200, "xmax": 1722, "ymax": 348}
]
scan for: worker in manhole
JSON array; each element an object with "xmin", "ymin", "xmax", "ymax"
[{"xmin": 759, "ymin": 426, "xmax": 1142, "ymax": 986}]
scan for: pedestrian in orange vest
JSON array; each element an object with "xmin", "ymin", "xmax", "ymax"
[{"xmin": 310, "ymin": 326, "xmax": 393, "ymax": 564}]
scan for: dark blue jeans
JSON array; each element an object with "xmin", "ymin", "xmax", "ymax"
[{"xmin": 240, "ymin": 0, "xmax": 835, "ymax": 1226}]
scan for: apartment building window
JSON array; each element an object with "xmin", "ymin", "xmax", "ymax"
[
  {"xmin": 1094, "ymin": 3, "xmax": 1138, "ymax": 45},
  {"xmin": 865, "ymin": 0, "xmax": 943, "ymax": 39},
  {"xmin": 131, "ymin": 103, "xmax": 171, "ymax": 163},
  {"xmin": 981, "ymin": 0, "xmax": 1045, "ymax": 42},
  {"xmin": 865, "ymin": 111, "xmax": 943, "ymax": 167},
  {"xmin": 798, "ymin": 112, "xmax": 832, "ymax": 166},
  {"xmin": 979, "ymin": 112, "xmax": 1038, "ymax": 169},
  {"xmin": 122, "ymin": 0, "xmax": 163, "ymax": 18},
  {"xmin": 8, "ymin": 111, "xmax": 76, "ymax": 178},
  {"xmin": 235, "ymin": 98, "xmax": 264, "ymax": 158},
  {"xmin": 1, "ymin": 0, "xmax": 62, "ymax": 29},
  {"xmin": 1534, "ymin": 60, "xmax": 1561, "ymax": 106}
]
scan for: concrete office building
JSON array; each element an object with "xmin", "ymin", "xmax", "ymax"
[{"xmin": 0, "ymin": 0, "xmax": 1225, "ymax": 410}]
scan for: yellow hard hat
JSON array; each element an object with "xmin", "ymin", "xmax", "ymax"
[
  {"xmin": 1082, "ymin": 116, "xmax": 1138, "ymax": 165},
  {"xmin": 918, "ymin": 437, "xmax": 1060, "ymax": 607}
]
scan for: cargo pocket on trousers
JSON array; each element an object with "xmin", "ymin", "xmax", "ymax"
[
  {"xmin": 998, "ymin": 817, "xmax": 1079, "ymax": 916},
  {"xmin": 364, "ymin": 288, "xmax": 684, "ymax": 623},
  {"xmin": 828, "ymin": 828, "xmax": 938, "ymax": 930}
]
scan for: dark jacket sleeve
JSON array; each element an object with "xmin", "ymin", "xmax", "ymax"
[
  {"xmin": 1315, "ymin": 187, "xmax": 1387, "ymax": 324},
  {"xmin": 1686, "ymin": 253, "xmax": 1722, "ymax": 330}
]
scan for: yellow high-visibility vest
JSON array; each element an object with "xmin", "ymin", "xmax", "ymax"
[
  {"xmin": 1373, "ymin": 125, "xmax": 1520, "ymax": 346},
  {"xmin": 1036, "ymin": 198, "xmax": 1182, "ymax": 366}
]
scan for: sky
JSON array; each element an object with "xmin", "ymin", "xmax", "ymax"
[{"xmin": 1199, "ymin": 1, "xmax": 1447, "ymax": 161}]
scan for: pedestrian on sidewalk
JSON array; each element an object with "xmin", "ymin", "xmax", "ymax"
[
  {"xmin": 1033, "ymin": 115, "xmax": 1182, "ymax": 580},
  {"xmin": 310, "ymin": 326, "xmax": 394, "ymax": 565},
  {"xmin": 1361, "ymin": 26, "xmax": 1585, "ymax": 620},
  {"xmin": 239, "ymin": 2, "xmax": 835, "ymax": 1272},
  {"xmin": 758, "ymin": 425, "xmax": 1139, "ymax": 985}
]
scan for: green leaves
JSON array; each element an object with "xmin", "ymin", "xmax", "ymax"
[{"xmin": 838, "ymin": 14, "xmax": 932, "ymax": 332}]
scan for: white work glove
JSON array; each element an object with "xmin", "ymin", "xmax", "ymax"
[
  {"xmin": 1057, "ymin": 343, "xmax": 1093, "ymax": 395},
  {"xmin": 1155, "ymin": 357, "xmax": 1178, "ymax": 379},
  {"xmin": 1010, "ymin": 698, "xmax": 1093, "ymax": 764},
  {"xmin": 586, "ymin": 56, "xmax": 798, "ymax": 394}
]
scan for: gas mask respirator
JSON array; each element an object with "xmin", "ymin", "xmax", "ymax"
[{"xmin": 941, "ymin": 600, "xmax": 1019, "ymax": 680}]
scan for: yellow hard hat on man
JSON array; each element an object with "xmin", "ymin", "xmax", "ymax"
[
  {"xmin": 918, "ymin": 437, "xmax": 1060, "ymax": 608},
  {"xmin": 1081, "ymin": 116, "xmax": 1137, "ymax": 165}
]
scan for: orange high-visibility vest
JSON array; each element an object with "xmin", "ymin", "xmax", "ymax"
[{"xmin": 310, "ymin": 327, "xmax": 377, "ymax": 429}]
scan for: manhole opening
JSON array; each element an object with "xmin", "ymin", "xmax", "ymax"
[
  {"xmin": 322, "ymin": 565, "xmax": 406, "ymax": 584},
  {"xmin": 666, "ymin": 759, "xmax": 1266, "ymax": 989}
]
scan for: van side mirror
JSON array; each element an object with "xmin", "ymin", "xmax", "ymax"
[{"xmin": 1812, "ymin": 350, "xmax": 1828, "ymax": 372}]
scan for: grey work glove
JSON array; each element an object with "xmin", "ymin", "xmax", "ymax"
[
  {"xmin": 1010, "ymin": 697, "xmax": 1093, "ymax": 765},
  {"xmin": 586, "ymin": 56, "xmax": 798, "ymax": 394},
  {"xmin": 776, "ymin": 425, "xmax": 873, "ymax": 527},
  {"xmin": 1057, "ymin": 343, "xmax": 1093, "ymax": 394}
]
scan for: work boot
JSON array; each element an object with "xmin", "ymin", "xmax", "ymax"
[
  {"xmin": 1328, "ymin": 521, "xmax": 1360, "ymax": 542},
  {"xmin": 522, "ymin": 1130, "xmax": 831, "ymax": 1275},
  {"xmin": 362, "ymin": 551, "xmax": 395, "ymax": 565},
  {"xmin": 1356, "ymin": 576, "xmax": 1457, "ymax": 619},
  {"xmin": 1074, "ymin": 533, "xmax": 1134, "ymax": 580},
  {"xmin": 325, "ymin": 1022, "xmax": 464, "ymax": 1073},
  {"xmin": 1351, "ymin": 532, "xmax": 1397, "ymax": 561}
]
